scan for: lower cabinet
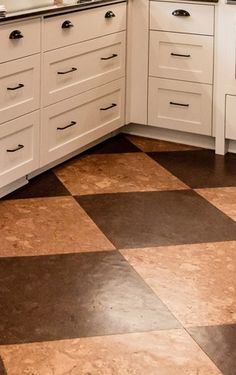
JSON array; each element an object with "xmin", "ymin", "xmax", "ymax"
[
  {"xmin": 0, "ymin": 111, "xmax": 40, "ymax": 188},
  {"xmin": 148, "ymin": 77, "xmax": 212, "ymax": 135},
  {"xmin": 226, "ymin": 95, "xmax": 236, "ymax": 140},
  {"xmin": 40, "ymin": 78, "xmax": 125, "ymax": 166}
]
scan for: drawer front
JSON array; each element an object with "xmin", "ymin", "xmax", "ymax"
[
  {"xmin": 0, "ymin": 111, "xmax": 40, "ymax": 188},
  {"xmin": 226, "ymin": 95, "xmax": 236, "ymax": 140},
  {"xmin": 43, "ymin": 32, "xmax": 126, "ymax": 106},
  {"xmin": 148, "ymin": 77, "xmax": 212, "ymax": 135},
  {"xmin": 41, "ymin": 78, "xmax": 125, "ymax": 165},
  {"xmin": 0, "ymin": 18, "xmax": 41, "ymax": 63},
  {"xmin": 0, "ymin": 55, "xmax": 40, "ymax": 124},
  {"xmin": 43, "ymin": 3, "xmax": 127, "ymax": 52},
  {"xmin": 149, "ymin": 31, "xmax": 213, "ymax": 84},
  {"xmin": 150, "ymin": 1, "xmax": 214, "ymax": 36}
]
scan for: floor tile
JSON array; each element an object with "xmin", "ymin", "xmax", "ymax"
[
  {"xmin": 148, "ymin": 150, "xmax": 236, "ymax": 188},
  {"xmin": 0, "ymin": 197, "xmax": 114, "ymax": 257},
  {"xmin": 196, "ymin": 187, "xmax": 236, "ymax": 221},
  {"xmin": 0, "ymin": 251, "xmax": 180, "ymax": 345},
  {"xmin": 83, "ymin": 133, "xmax": 142, "ymax": 154},
  {"xmin": 0, "ymin": 329, "xmax": 223, "ymax": 375},
  {"xmin": 126, "ymin": 134, "xmax": 199, "ymax": 152},
  {"xmin": 54, "ymin": 153, "xmax": 186, "ymax": 195},
  {"xmin": 121, "ymin": 241, "xmax": 236, "ymax": 327},
  {"xmin": 77, "ymin": 190, "xmax": 236, "ymax": 248},
  {"xmin": 2, "ymin": 171, "xmax": 70, "ymax": 200},
  {"xmin": 188, "ymin": 325, "xmax": 236, "ymax": 375}
]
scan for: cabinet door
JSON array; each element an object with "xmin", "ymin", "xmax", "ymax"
[{"xmin": 226, "ymin": 95, "xmax": 236, "ymax": 140}]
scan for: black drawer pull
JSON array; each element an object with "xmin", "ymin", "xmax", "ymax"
[
  {"xmin": 100, "ymin": 103, "xmax": 117, "ymax": 111},
  {"xmin": 105, "ymin": 10, "xmax": 116, "ymax": 18},
  {"xmin": 7, "ymin": 83, "xmax": 24, "ymax": 91},
  {"xmin": 101, "ymin": 53, "xmax": 118, "ymax": 61},
  {"xmin": 172, "ymin": 9, "xmax": 190, "ymax": 17},
  {"xmin": 62, "ymin": 20, "xmax": 74, "ymax": 29},
  {"xmin": 9, "ymin": 30, "xmax": 24, "ymax": 39},
  {"xmin": 6, "ymin": 144, "xmax": 24, "ymax": 153},
  {"xmin": 57, "ymin": 121, "xmax": 77, "ymax": 130},
  {"xmin": 57, "ymin": 67, "xmax": 77, "ymax": 75},
  {"xmin": 170, "ymin": 101, "xmax": 189, "ymax": 107},
  {"xmin": 171, "ymin": 53, "xmax": 191, "ymax": 58}
]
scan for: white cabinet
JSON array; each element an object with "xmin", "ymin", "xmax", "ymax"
[{"xmin": 226, "ymin": 95, "xmax": 236, "ymax": 140}]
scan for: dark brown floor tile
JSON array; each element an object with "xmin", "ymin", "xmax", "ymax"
[
  {"xmin": 76, "ymin": 190, "xmax": 236, "ymax": 248},
  {"xmin": 83, "ymin": 134, "xmax": 142, "ymax": 155},
  {"xmin": 0, "ymin": 357, "xmax": 7, "ymax": 375},
  {"xmin": 188, "ymin": 325, "xmax": 236, "ymax": 375},
  {"xmin": 148, "ymin": 150, "xmax": 236, "ymax": 188},
  {"xmin": 2, "ymin": 171, "xmax": 70, "ymax": 200},
  {"xmin": 0, "ymin": 251, "xmax": 180, "ymax": 345}
]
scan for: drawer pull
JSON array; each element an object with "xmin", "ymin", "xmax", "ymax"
[
  {"xmin": 101, "ymin": 53, "xmax": 118, "ymax": 60},
  {"xmin": 171, "ymin": 53, "xmax": 191, "ymax": 58},
  {"xmin": 100, "ymin": 103, "xmax": 117, "ymax": 111},
  {"xmin": 7, "ymin": 83, "xmax": 24, "ymax": 91},
  {"xmin": 170, "ymin": 101, "xmax": 189, "ymax": 107},
  {"xmin": 105, "ymin": 10, "xmax": 116, "ymax": 18},
  {"xmin": 57, "ymin": 67, "xmax": 77, "ymax": 75},
  {"xmin": 172, "ymin": 9, "xmax": 190, "ymax": 17},
  {"xmin": 6, "ymin": 144, "xmax": 24, "ymax": 153},
  {"xmin": 9, "ymin": 30, "xmax": 24, "ymax": 39},
  {"xmin": 57, "ymin": 121, "xmax": 77, "ymax": 130},
  {"xmin": 62, "ymin": 20, "xmax": 74, "ymax": 29}
]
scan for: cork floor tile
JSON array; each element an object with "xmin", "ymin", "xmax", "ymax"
[
  {"xmin": 121, "ymin": 241, "xmax": 236, "ymax": 327},
  {"xmin": 0, "ymin": 197, "xmax": 114, "ymax": 257},
  {"xmin": 196, "ymin": 187, "xmax": 236, "ymax": 221},
  {"xmin": 54, "ymin": 153, "xmax": 187, "ymax": 195},
  {"xmin": 83, "ymin": 133, "xmax": 142, "ymax": 154}
]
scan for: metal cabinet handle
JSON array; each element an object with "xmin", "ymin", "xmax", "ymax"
[
  {"xmin": 62, "ymin": 20, "xmax": 74, "ymax": 28},
  {"xmin": 57, "ymin": 67, "xmax": 77, "ymax": 75},
  {"xmin": 105, "ymin": 10, "xmax": 116, "ymax": 18},
  {"xmin": 101, "ymin": 53, "xmax": 118, "ymax": 60},
  {"xmin": 170, "ymin": 101, "xmax": 189, "ymax": 107},
  {"xmin": 170, "ymin": 53, "xmax": 191, "ymax": 58},
  {"xmin": 9, "ymin": 30, "xmax": 24, "ymax": 39},
  {"xmin": 57, "ymin": 121, "xmax": 77, "ymax": 130},
  {"xmin": 100, "ymin": 103, "xmax": 117, "ymax": 111},
  {"xmin": 6, "ymin": 144, "xmax": 24, "ymax": 152},
  {"xmin": 7, "ymin": 83, "xmax": 24, "ymax": 91},
  {"xmin": 172, "ymin": 9, "xmax": 190, "ymax": 17}
]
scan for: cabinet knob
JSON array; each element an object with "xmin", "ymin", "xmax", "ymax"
[
  {"xmin": 105, "ymin": 10, "xmax": 116, "ymax": 18},
  {"xmin": 9, "ymin": 30, "xmax": 24, "ymax": 39},
  {"xmin": 172, "ymin": 9, "xmax": 190, "ymax": 17},
  {"xmin": 61, "ymin": 20, "xmax": 74, "ymax": 29}
]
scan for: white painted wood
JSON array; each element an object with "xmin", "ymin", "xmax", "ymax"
[
  {"xmin": 225, "ymin": 95, "xmax": 236, "ymax": 140},
  {"xmin": 0, "ymin": 18, "xmax": 41, "ymax": 63},
  {"xmin": 43, "ymin": 32, "xmax": 126, "ymax": 106},
  {"xmin": 150, "ymin": 1, "xmax": 214, "ymax": 36},
  {"xmin": 40, "ymin": 78, "xmax": 125, "ymax": 166},
  {"xmin": 149, "ymin": 31, "xmax": 213, "ymax": 84},
  {"xmin": 0, "ymin": 55, "xmax": 40, "ymax": 124},
  {"xmin": 43, "ymin": 3, "xmax": 127, "ymax": 51},
  {"xmin": 148, "ymin": 77, "xmax": 212, "ymax": 135},
  {"xmin": 0, "ymin": 176, "xmax": 28, "ymax": 199},
  {"xmin": 0, "ymin": 111, "xmax": 40, "ymax": 188},
  {"xmin": 2, "ymin": 0, "xmax": 54, "ymax": 12}
]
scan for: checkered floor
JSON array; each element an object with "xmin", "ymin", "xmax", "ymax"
[{"xmin": 0, "ymin": 134, "xmax": 236, "ymax": 375}]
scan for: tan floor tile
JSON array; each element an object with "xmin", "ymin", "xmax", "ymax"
[
  {"xmin": 196, "ymin": 187, "xmax": 236, "ymax": 221},
  {"xmin": 0, "ymin": 197, "xmax": 114, "ymax": 257},
  {"xmin": 126, "ymin": 134, "xmax": 199, "ymax": 152},
  {"xmin": 0, "ymin": 330, "xmax": 222, "ymax": 375},
  {"xmin": 54, "ymin": 153, "xmax": 187, "ymax": 195},
  {"xmin": 121, "ymin": 241, "xmax": 236, "ymax": 327}
]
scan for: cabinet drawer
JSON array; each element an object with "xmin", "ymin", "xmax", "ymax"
[
  {"xmin": 0, "ymin": 111, "xmax": 40, "ymax": 188},
  {"xmin": 150, "ymin": 1, "xmax": 214, "ymax": 36},
  {"xmin": 148, "ymin": 77, "xmax": 212, "ymax": 135},
  {"xmin": 43, "ymin": 32, "xmax": 126, "ymax": 106},
  {"xmin": 41, "ymin": 78, "xmax": 125, "ymax": 165},
  {"xmin": 0, "ymin": 18, "xmax": 41, "ymax": 63},
  {"xmin": 226, "ymin": 95, "xmax": 236, "ymax": 140},
  {"xmin": 149, "ymin": 31, "xmax": 213, "ymax": 84},
  {"xmin": 0, "ymin": 55, "xmax": 40, "ymax": 124},
  {"xmin": 43, "ymin": 3, "xmax": 127, "ymax": 52}
]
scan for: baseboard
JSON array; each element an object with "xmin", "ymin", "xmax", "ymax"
[{"xmin": 0, "ymin": 177, "xmax": 28, "ymax": 199}]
